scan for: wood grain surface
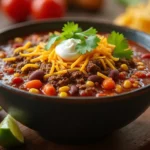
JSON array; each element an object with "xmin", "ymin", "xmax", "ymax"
[
  {"xmin": 1, "ymin": 107, "xmax": 150, "ymax": 150},
  {"xmin": 0, "ymin": 0, "xmax": 150, "ymax": 150}
]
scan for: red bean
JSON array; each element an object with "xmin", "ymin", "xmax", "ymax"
[
  {"xmin": 12, "ymin": 77, "xmax": 23, "ymax": 85},
  {"xmin": 88, "ymin": 75, "xmax": 102, "ymax": 83},
  {"xmin": 29, "ymin": 70, "xmax": 44, "ymax": 81},
  {"xmin": 69, "ymin": 85, "xmax": 79, "ymax": 96},
  {"xmin": 141, "ymin": 53, "xmax": 150, "ymax": 59},
  {"xmin": 108, "ymin": 70, "xmax": 119, "ymax": 81}
]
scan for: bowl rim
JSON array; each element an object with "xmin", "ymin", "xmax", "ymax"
[{"xmin": 0, "ymin": 17, "xmax": 150, "ymax": 104}]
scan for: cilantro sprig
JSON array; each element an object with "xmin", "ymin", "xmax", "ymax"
[
  {"xmin": 45, "ymin": 22, "xmax": 100, "ymax": 54},
  {"xmin": 108, "ymin": 31, "xmax": 133, "ymax": 59}
]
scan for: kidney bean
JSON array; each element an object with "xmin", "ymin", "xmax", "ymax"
[
  {"xmin": 108, "ymin": 70, "xmax": 119, "ymax": 81},
  {"xmin": 29, "ymin": 70, "xmax": 44, "ymax": 81},
  {"xmin": 141, "ymin": 53, "xmax": 150, "ymax": 59},
  {"xmin": 69, "ymin": 85, "xmax": 79, "ymax": 96},
  {"xmin": 12, "ymin": 77, "xmax": 23, "ymax": 85},
  {"xmin": 88, "ymin": 75, "xmax": 102, "ymax": 83},
  {"xmin": 80, "ymin": 90, "xmax": 93, "ymax": 96}
]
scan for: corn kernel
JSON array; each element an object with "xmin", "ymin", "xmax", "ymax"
[
  {"xmin": 29, "ymin": 88, "xmax": 39, "ymax": 94},
  {"xmin": 115, "ymin": 84, "xmax": 123, "ymax": 93},
  {"xmin": 14, "ymin": 73, "xmax": 20, "ymax": 77},
  {"xmin": 14, "ymin": 37, "xmax": 23, "ymax": 43},
  {"xmin": 59, "ymin": 86, "xmax": 70, "ymax": 92},
  {"xmin": 86, "ymin": 81, "xmax": 94, "ymax": 87},
  {"xmin": 134, "ymin": 81, "xmax": 139, "ymax": 84},
  {"xmin": 59, "ymin": 92, "xmax": 68, "ymax": 97},
  {"xmin": 132, "ymin": 83, "xmax": 139, "ymax": 88},
  {"xmin": 137, "ymin": 65, "xmax": 145, "ymax": 70},
  {"xmin": 123, "ymin": 80, "xmax": 132, "ymax": 89},
  {"xmin": 121, "ymin": 64, "xmax": 128, "ymax": 71},
  {"xmin": 137, "ymin": 62, "xmax": 144, "ymax": 66},
  {"xmin": 0, "ymin": 52, "xmax": 6, "ymax": 58}
]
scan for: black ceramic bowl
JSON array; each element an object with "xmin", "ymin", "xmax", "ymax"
[{"xmin": 0, "ymin": 18, "xmax": 150, "ymax": 142}]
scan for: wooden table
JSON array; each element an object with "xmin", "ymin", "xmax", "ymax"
[
  {"xmin": 0, "ymin": 1, "xmax": 150, "ymax": 150},
  {"xmin": 1, "ymin": 108, "xmax": 150, "ymax": 150}
]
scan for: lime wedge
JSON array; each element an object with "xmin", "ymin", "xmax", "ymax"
[{"xmin": 0, "ymin": 115, "xmax": 24, "ymax": 148}]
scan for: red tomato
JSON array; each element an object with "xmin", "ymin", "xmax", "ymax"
[
  {"xmin": 31, "ymin": 0, "xmax": 66, "ymax": 20},
  {"xmin": 1, "ymin": 0, "xmax": 30, "ymax": 22}
]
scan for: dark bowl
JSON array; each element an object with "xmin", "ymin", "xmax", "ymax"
[{"xmin": 0, "ymin": 18, "xmax": 150, "ymax": 143}]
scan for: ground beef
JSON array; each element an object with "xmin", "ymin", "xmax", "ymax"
[
  {"xmin": 86, "ymin": 61, "xmax": 101, "ymax": 74},
  {"xmin": 80, "ymin": 86, "xmax": 98, "ymax": 96},
  {"xmin": 16, "ymin": 59, "xmax": 30, "ymax": 73},
  {"xmin": 116, "ymin": 58, "xmax": 136, "ymax": 68},
  {"xmin": 40, "ymin": 63, "xmax": 52, "ymax": 74},
  {"xmin": 48, "ymin": 72, "xmax": 70, "ymax": 88}
]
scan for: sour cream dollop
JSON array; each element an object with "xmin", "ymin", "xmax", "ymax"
[{"xmin": 55, "ymin": 38, "xmax": 81, "ymax": 61}]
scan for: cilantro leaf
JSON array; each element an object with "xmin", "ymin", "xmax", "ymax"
[
  {"xmin": 76, "ymin": 27, "xmax": 97, "ymax": 37},
  {"xmin": 45, "ymin": 35, "xmax": 60, "ymax": 50},
  {"xmin": 45, "ymin": 22, "xmax": 100, "ymax": 54},
  {"xmin": 117, "ymin": 0, "xmax": 141, "ymax": 6},
  {"xmin": 108, "ymin": 31, "xmax": 133, "ymax": 59},
  {"xmin": 62, "ymin": 22, "xmax": 79, "ymax": 39},
  {"xmin": 76, "ymin": 35, "xmax": 100, "ymax": 54},
  {"xmin": 62, "ymin": 22, "xmax": 79, "ymax": 33}
]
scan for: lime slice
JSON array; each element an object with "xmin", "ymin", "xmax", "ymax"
[{"xmin": 0, "ymin": 115, "xmax": 24, "ymax": 148}]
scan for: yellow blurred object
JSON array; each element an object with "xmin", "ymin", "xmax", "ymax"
[{"xmin": 114, "ymin": 1, "xmax": 150, "ymax": 34}]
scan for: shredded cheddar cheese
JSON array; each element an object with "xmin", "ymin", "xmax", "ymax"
[
  {"xmin": 3, "ymin": 34, "xmax": 120, "ymax": 78},
  {"xmin": 21, "ymin": 64, "xmax": 39, "ymax": 72}
]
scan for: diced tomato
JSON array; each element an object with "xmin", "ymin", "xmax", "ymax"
[
  {"xmin": 102, "ymin": 78, "xmax": 116, "ymax": 90},
  {"xmin": 119, "ymin": 72, "xmax": 127, "ymax": 80},
  {"xmin": 4, "ymin": 67, "xmax": 14, "ymax": 74},
  {"xmin": 43, "ymin": 84, "xmax": 56, "ymax": 96},
  {"xmin": 96, "ymin": 93, "xmax": 107, "ymax": 97},
  {"xmin": 134, "ymin": 71, "xmax": 146, "ymax": 78},
  {"xmin": 129, "ymin": 78, "xmax": 136, "ymax": 83},
  {"xmin": 25, "ymin": 80, "xmax": 43, "ymax": 89}
]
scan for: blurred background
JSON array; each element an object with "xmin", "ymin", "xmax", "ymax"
[{"xmin": 0, "ymin": 0, "xmax": 149, "ymax": 33}]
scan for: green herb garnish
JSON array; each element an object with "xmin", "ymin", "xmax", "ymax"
[
  {"xmin": 108, "ymin": 31, "xmax": 133, "ymax": 59},
  {"xmin": 45, "ymin": 22, "xmax": 100, "ymax": 54},
  {"xmin": 117, "ymin": 0, "xmax": 141, "ymax": 6}
]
